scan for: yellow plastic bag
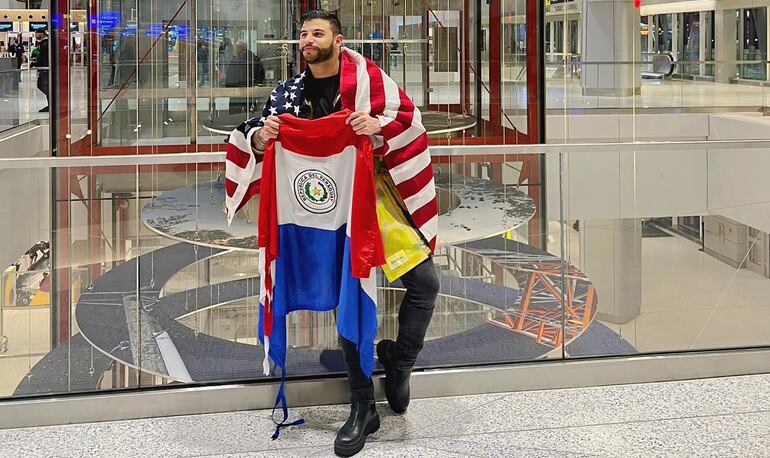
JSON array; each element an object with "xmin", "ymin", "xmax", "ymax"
[{"xmin": 375, "ymin": 163, "xmax": 431, "ymax": 282}]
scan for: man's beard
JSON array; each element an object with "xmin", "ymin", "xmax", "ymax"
[{"xmin": 302, "ymin": 43, "xmax": 334, "ymax": 64}]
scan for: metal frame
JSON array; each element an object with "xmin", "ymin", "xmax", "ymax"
[
  {"xmin": 490, "ymin": 260, "xmax": 596, "ymax": 348},
  {"xmin": 0, "ymin": 347, "xmax": 768, "ymax": 429}
]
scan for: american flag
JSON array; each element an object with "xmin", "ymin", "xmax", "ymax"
[{"xmin": 225, "ymin": 47, "xmax": 438, "ymax": 251}]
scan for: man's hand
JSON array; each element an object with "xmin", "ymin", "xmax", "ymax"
[
  {"xmin": 259, "ymin": 116, "xmax": 282, "ymax": 143},
  {"xmin": 346, "ymin": 111, "xmax": 381, "ymax": 136}
]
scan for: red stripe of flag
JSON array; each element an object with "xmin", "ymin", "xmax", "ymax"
[
  {"xmin": 226, "ymin": 142, "xmax": 257, "ymax": 169},
  {"xmin": 394, "ymin": 163, "xmax": 434, "ymax": 200},
  {"xmin": 340, "ymin": 52, "xmax": 358, "ymax": 110},
  {"xmin": 366, "ymin": 60, "xmax": 386, "ymax": 115},
  {"xmin": 410, "ymin": 197, "xmax": 439, "ymax": 229},
  {"xmin": 383, "ymin": 134, "xmax": 429, "ymax": 170}
]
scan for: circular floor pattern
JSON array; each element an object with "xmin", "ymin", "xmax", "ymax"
[
  {"xmin": 14, "ymin": 236, "xmax": 636, "ymax": 397},
  {"xmin": 142, "ymin": 174, "xmax": 537, "ymax": 250}
]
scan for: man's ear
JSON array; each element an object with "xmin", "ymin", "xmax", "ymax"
[{"xmin": 335, "ymin": 34, "xmax": 344, "ymax": 48}]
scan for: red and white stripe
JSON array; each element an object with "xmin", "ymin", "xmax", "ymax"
[
  {"xmin": 340, "ymin": 48, "xmax": 438, "ymax": 251},
  {"xmin": 225, "ymin": 126, "xmax": 263, "ymax": 225},
  {"xmin": 225, "ymin": 47, "xmax": 438, "ymax": 251}
]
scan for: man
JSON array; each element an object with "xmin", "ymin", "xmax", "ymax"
[
  {"xmin": 31, "ymin": 31, "xmax": 49, "ymax": 113},
  {"xmin": 9, "ymin": 38, "xmax": 24, "ymax": 69},
  {"xmin": 217, "ymin": 38, "xmax": 234, "ymax": 86},
  {"xmin": 9, "ymin": 38, "xmax": 24, "ymax": 84},
  {"xmin": 197, "ymin": 39, "xmax": 209, "ymax": 87},
  {"xmin": 226, "ymin": 10, "xmax": 439, "ymax": 457},
  {"xmin": 225, "ymin": 40, "xmax": 264, "ymax": 88}
]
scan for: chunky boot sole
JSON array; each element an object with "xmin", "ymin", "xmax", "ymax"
[{"xmin": 334, "ymin": 415, "xmax": 380, "ymax": 457}]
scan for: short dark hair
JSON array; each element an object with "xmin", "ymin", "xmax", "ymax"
[{"xmin": 300, "ymin": 10, "xmax": 342, "ymax": 36}]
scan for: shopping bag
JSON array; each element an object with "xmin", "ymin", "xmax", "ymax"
[{"xmin": 375, "ymin": 163, "xmax": 431, "ymax": 282}]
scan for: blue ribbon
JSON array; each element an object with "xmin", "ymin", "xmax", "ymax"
[{"xmin": 270, "ymin": 367, "xmax": 305, "ymax": 440}]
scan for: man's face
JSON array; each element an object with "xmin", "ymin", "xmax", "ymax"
[
  {"xmin": 299, "ymin": 19, "xmax": 340, "ymax": 64},
  {"xmin": 35, "ymin": 32, "xmax": 44, "ymax": 41}
]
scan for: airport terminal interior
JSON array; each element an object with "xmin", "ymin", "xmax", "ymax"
[{"xmin": 0, "ymin": 0, "xmax": 768, "ymax": 455}]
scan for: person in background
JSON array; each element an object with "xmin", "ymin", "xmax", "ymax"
[
  {"xmin": 389, "ymin": 37, "xmax": 398, "ymax": 69},
  {"xmin": 9, "ymin": 38, "xmax": 24, "ymax": 69},
  {"xmin": 225, "ymin": 40, "xmax": 263, "ymax": 87},
  {"xmin": 9, "ymin": 38, "xmax": 24, "ymax": 82},
  {"xmin": 217, "ymin": 37, "xmax": 234, "ymax": 86},
  {"xmin": 31, "ymin": 30, "xmax": 49, "ymax": 113},
  {"xmin": 197, "ymin": 39, "xmax": 209, "ymax": 87}
]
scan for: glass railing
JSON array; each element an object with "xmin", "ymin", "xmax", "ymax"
[
  {"xmin": 541, "ymin": 58, "xmax": 770, "ymax": 114},
  {"xmin": 83, "ymin": 55, "xmax": 770, "ymax": 148},
  {"xmin": 0, "ymin": 68, "xmax": 53, "ymax": 134},
  {"xmin": 1, "ymin": 139, "xmax": 769, "ymax": 400},
  {"xmin": 4, "ymin": 0, "xmax": 770, "ymax": 403}
]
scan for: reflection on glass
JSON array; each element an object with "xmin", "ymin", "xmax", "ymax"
[{"xmin": 5, "ymin": 0, "xmax": 765, "ymax": 407}]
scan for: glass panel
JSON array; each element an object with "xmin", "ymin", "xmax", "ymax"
[
  {"xmin": 0, "ymin": 164, "xmax": 53, "ymax": 398},
  {"xmin": 0, "ymin": 14, "xmax": 51, "ymax": 133},
  {"xmin": 75, "ymin": 0, "xmax": 533, "ymax": 151},
  {"xmin": 678, "ymin": 12, "xmax": 700, "ymax": 76},
  {"xmin": 8, "ymin": 0, "xmax": 768, "ymax": 407},
  {"xmin": 0, "ymin": 164, "xmax": 153, "ymax": 398},
  {"xmin": 740, "ymin": 7, "xmax": 767, "ymax": 80},
  {"xmin": 502, "ymin": 0, "xmax": 527, "ymax": 136},
  {"xmin": 0, "ymin": 70, "xmax": 44, "ymax": 132},
  {"xmin": 560, "ymin": 145, "xmax": 770, "ymax": 358},
  {"xmin": 13, "ymin": 0, "xmax": 553, "ymax": 399},
  {"xmin": 0, "ymin": 150, "xmax": 542, "ymax": 394}
]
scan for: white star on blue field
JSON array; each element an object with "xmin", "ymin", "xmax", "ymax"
[{"xmin": 260, "ymin": 72, "xmax": 306, "ymax": 123}]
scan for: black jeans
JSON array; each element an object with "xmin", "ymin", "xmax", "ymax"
[
  {"xmin": 340, "ymin": 257, "xmax": 439, "ymax": 403},
  {"xmin": 37, "ymin": 71, "xmax": 49, "ymax": 106}
]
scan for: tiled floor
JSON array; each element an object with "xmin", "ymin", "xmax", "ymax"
[
  {"xmin": 0, "ymin": 374, "xmax": 767, "ymax": 457},
  {"xmin": 549, "ymin": 220, "xmax": 770, "ymax": 353}
]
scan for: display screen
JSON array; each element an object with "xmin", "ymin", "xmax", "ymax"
[
  {"xmin": 96, "ymin": 11, "xmax": 120, "ymax": 31},
  {"xmin": 0, "ymin": 23, "xmax": 13, "ymax": 32},
  {"xmin": 29, "ymin": 22, "xmax": 48, "ymax": 31}
]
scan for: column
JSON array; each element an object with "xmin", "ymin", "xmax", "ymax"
[
  {"xmin": 699, "ymin": 11, "xmax": 710, "ymax": 77},
  {"xmin": 579, "ymin": 219, "xmax": 642, "ymax": 324},
  {"xmin": 580, "ymin": 0, "xmax": 641, "ymax": 96},
  {"xmin": 766, "ymin": 7, "xmax": 770, "ymax": 81},
  {"xmin": 549, "ymin": 22, "xmax": 556, "ymax": 54},
  {"xmin": 715, "ymin": 9, "xmax": 738, "ymax": 83},
  {"xmin": 577, "ymin": 19, "xmax": 582, "ymax": 55},
  {"xmin": 671, "ymin": 13, "xmax": 679, "ymax": 60},
  {"xmin": 647, "ymin": 16, "xmax": 655, "ymax": 55}
]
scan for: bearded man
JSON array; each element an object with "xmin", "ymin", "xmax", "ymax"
[{"xmin": 226, "ymin": 10, "xmax": 439, "ymax": 457}]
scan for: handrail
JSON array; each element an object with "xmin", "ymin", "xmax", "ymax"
[
  {"xmin": 560, "ymin": 58, "xmax": 770, "ymax": 65},
  {"xmin": 253, "ymin": 39, "xmax": 428, "ymax": 45},
  {"xmin": 2, "ymin": 138, "xmax": 770, "ymax": 169},
  {"xmin": 0, "ymin": 67, "xmax": 48, "ymax": 74}
]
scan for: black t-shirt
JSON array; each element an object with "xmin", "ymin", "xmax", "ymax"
[{"xmin": 303, "ymin": 70, "xmax": 341, "ymax": 119}]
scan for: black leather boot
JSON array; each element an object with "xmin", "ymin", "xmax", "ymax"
[
  {"xmin": 334, "ymin": 401, "xmax": 380, "ymax": 457},
  {"xmin": 377, "ymin": 339, "xmax": 412, "ymax": 414}
]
